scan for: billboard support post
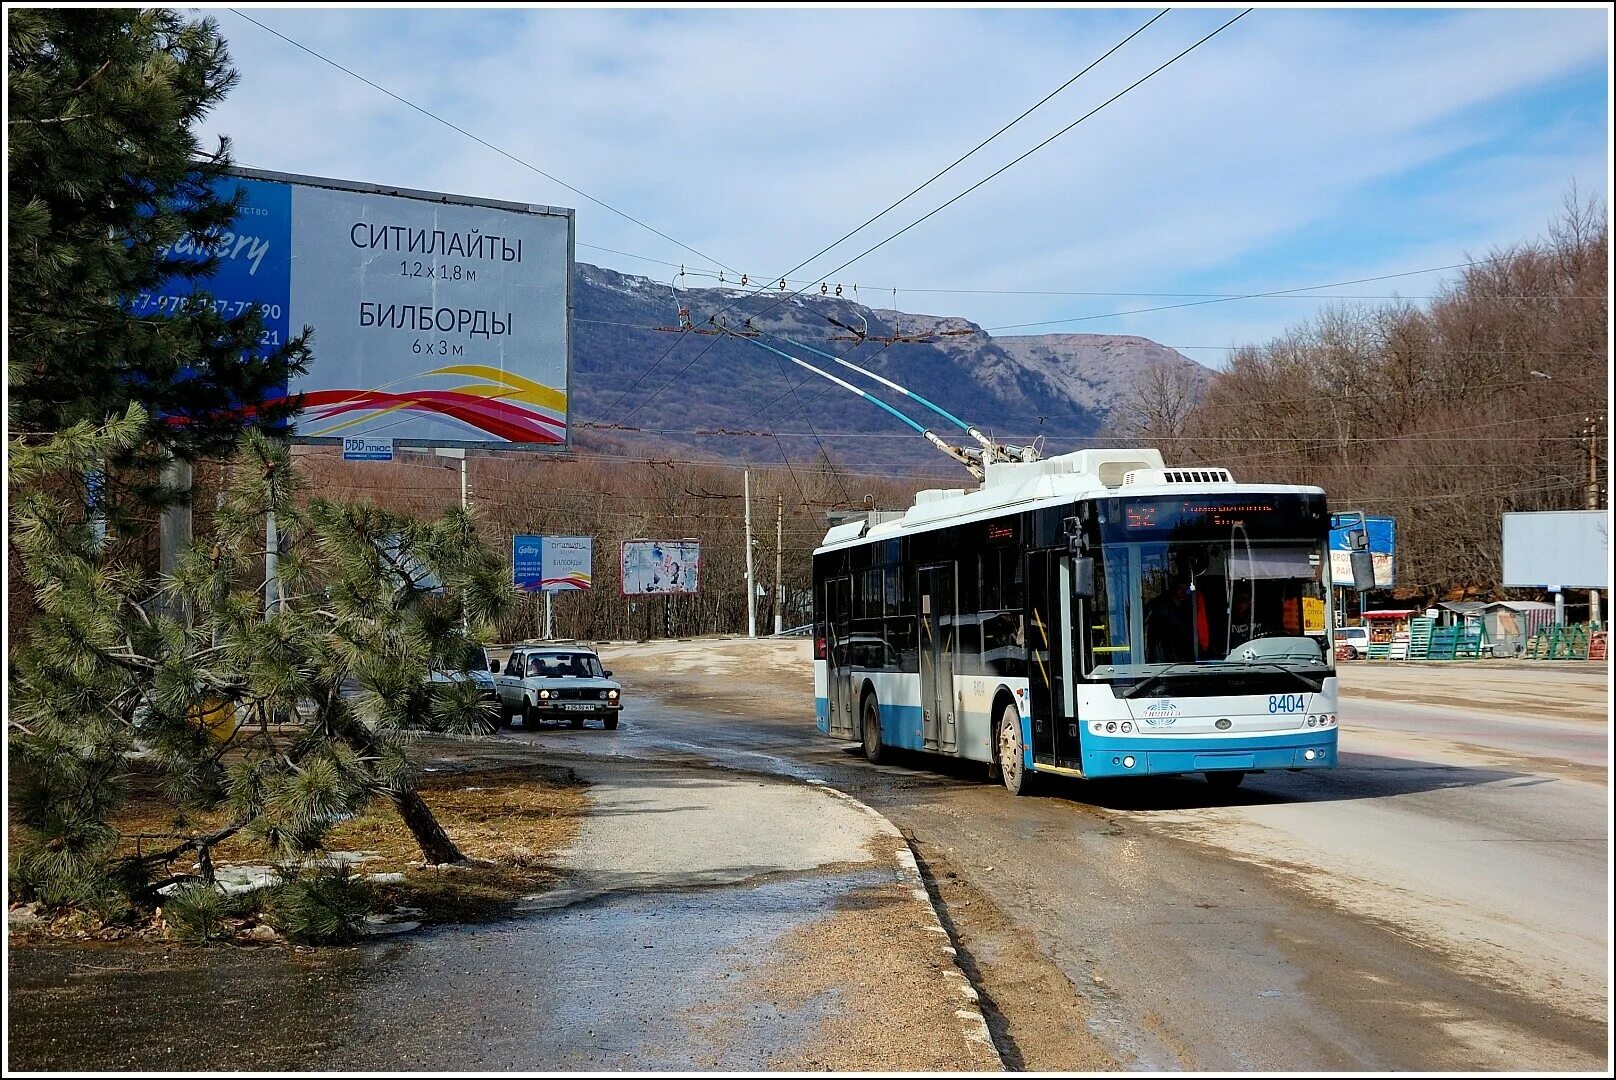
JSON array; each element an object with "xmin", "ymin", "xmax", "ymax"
[
  {"xmin": 265, "ymin": 511, "xmax": 278, "ymax": 619},
  {"xmin": 545, "ymin": 592, "xmax": 553, "ymax": 640},
  {"xmin": 159, "ymin": 455, "xmax": 192, "ymax": 621}
]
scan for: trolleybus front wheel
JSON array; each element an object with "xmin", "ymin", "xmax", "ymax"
[
  {"xmin": 1205, "ymin": 770, "xmax": 1246, "ymax": 790},
  {"xmin": 996, "ymin": 703, "xmax": 1034, "ymax": 796},
  {"xmin": 861, "ymin": 693, "xmax": 885, "ymax": 765}
]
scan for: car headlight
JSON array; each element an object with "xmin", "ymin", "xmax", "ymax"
[
  {"xmin": 608, "ymin": 689, "xmax": 619, "ymax": 700},
  {"xmin": 539, "ymin": 689, "xmax": 551, "ymax": 700}
]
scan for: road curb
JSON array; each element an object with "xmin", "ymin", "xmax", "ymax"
[{"xmin": 804, "ymin": 779, "xmax": 1004, "ymax": 1068}]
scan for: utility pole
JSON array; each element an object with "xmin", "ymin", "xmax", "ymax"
[
  {"xmin": 774, "ymin": 493, "xmax": 784, "ymax": 635},
  {"xmin": 744, "ymin": 470, "xmax": 757, "ymax": 638},
  {"xmin": 1587, "ymin": 415, "xmax": 1603, "ymax": 626}
]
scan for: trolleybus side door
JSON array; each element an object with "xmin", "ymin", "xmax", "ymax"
[
  {"xmin": 917, "ymin": 562, "xmax": 958, "ymax": 752},
  {"xmin": 825, "ymin": 576, "xmax": 856, "ymax": 739}
]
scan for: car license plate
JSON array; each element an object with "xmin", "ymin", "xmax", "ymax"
[{"xmin": 561, "ymin": 703, "xmax": 594, "ymax": 712}]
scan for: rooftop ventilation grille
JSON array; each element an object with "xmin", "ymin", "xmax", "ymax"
[{"xmin": 1122, "ymin": 468, "xmax": 1234, "ymax": 486}]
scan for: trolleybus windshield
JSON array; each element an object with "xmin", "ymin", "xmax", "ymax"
[{"xmin": 1082, "ymin": 493, "xmax": 1333, "ymax": 683}]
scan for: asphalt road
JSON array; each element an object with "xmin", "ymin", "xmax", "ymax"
[{"xmin": 530, "ymin": 647, "xmax": 1609, "ymax": 1072}]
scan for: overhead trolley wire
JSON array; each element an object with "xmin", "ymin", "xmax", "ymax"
[
  {"xmin": 625, "ymin": 10, "xmax": 1245, "ymax": 429},
  {"xmin": 741, "ymin": 8, "xmax": 1169, "ymax": 312},
  {"xmin": 726, "ymin": 9, "xmax": 1255, "ymax": 339}
]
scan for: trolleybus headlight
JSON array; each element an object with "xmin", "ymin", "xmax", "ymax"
[
  {"xmin": 1306, "ymin": 715, "xmax": 1317, "ymax": 727},
  {"xmin": 1122, "ymin": 756, "xmax": 1136, "ymax": 769},
  {"xmin": 1304, "ymin": 749, "xmax": 1317, "ymax": 760},
  {"xmin": 1105, "ymin": 722, "xmax": 1117, "ymax": 733},
  {"xmin": 1121, "ymin": 722, "xmax": 1132, "ymax": 733},
  {"xmin": 1091, "ymin": 722, "xmax": 1105, "ymax": 735}
]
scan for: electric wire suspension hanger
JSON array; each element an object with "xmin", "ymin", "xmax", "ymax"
[{"xmin": 653, "ymin": 268, "xmax": 755, "ymax": 335}]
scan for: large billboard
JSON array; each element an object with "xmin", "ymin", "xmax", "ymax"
[
  {"xmin": 513, "ymin": 535, "xmax": 593, "ymax": 592},
  {"xmin": 620, "ymin": 540, "xmax": 701, "ymax": 595},
  {"xmin": 135, "ymin": 168, "xmax": 573, "ymax": 448},
  {"xmin": 1502, "ymin": 511, "xmax": 1608, "ymax": 589},
  {"xmin": 1329, "ymin": 515, "xmax": 1395, "ymax": 589}
]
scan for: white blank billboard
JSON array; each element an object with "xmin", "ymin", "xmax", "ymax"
[
  {"xmin": 620, "ymin": 540, "xmax": 701, "ymax": 595},
  {"xmin": 1502, "ymin": 511, "xmax": 1608, "ymax": 589}
]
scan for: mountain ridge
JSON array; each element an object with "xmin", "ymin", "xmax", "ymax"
[{"xmin": 571, "ymin": 264, "xmax": 1211, "ymax": 470}]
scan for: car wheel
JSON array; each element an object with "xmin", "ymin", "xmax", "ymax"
[
  {"xmin": 498, "ymin": 702, "xmax": 513, "ymax": 729},
  {"xmin": 1346, "ymin": 646, "xmax": 1360, "ymax": 660},
  {"xmin": 997, "ymin": 702, "xmax": 1033, "ymax": 796},
  {"xmin": 860, "ymin": 693, "xmax": 884, "ymax": 765},
  {"xmin": 1205, "ymin": 770, "xmax": 1246, "ymax": 790},
  {"xmin": 604, "ymin": 715, "xmax": 619, "ymax": 731},
  {"xmin": 521, "ymin": 699, "xmax": 535, "ymax": 729}
]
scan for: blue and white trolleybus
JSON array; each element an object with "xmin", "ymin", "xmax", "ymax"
[{"xmin": 812, "ymin": 448, "xmax": 1340, "ymax": 793}]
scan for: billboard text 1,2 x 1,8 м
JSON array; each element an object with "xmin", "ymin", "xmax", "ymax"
[{"xmin": 134, "ymin": 168, "xmax": 574, "ymax": 449}]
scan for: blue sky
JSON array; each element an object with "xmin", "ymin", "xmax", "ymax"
[{"xmin": 201, "ymin": 5, "xmax": 1609, "ymax": 368}]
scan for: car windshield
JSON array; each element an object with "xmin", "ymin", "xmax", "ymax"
[
  {"xmin": 528, "ymin": 653, "xmax": 604, "ymax": 678},
  {"xmin": 1082, "ymin": 493, "xmax": 1334, "ymax": 681},
  {"xmin": 449, "ymin": 644, "xmax": 489, "ymax": 673}
]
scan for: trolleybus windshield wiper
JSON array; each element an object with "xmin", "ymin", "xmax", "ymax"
[
  {"xmin": 1120, "ymin": 660, "xmax": 1324, "ymax": 698},
  {"xmin": 1233, "ymin": 661, "xmax": 1325, "ymax": 693},
  {"xmin": 1118, "ymin": 664, "xmax": 1205, "ymax": 698}
]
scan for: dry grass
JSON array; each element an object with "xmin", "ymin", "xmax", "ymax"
[{"xmin": 13, "ymin": 759, "xmax": 589, "ymax": 941}]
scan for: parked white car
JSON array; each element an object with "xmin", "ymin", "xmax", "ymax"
[
  {"xmin": 1334, "ymin": 625, "xmax": 1371, "ymax": 659},
  {"xmin": 494, "ymin": 644, "xmax": 622, "ymax": 730}
]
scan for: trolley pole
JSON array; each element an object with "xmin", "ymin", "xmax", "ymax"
[
  {"xmin": 774, "ymin": 493, "xmax": 784, "ymax": 635},
  {"xmin": 744, "ymin": 470, "xmax": 757, "ymax": 638}
]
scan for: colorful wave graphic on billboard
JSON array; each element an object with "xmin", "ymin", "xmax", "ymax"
[{"xmin": 294, "ymin": 365, "xmax": 565, "ymax": 444}]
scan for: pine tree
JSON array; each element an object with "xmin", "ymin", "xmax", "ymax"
[
  {"xmin": 7, "ymin": 8, "xmax": 310, "ymax": 460},
  {"xmin": 9, "ymin": 412, "xmax": 516, "ymax": 920}
]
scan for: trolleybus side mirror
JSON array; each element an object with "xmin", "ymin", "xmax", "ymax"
[
  {"xmin": 1072, "ymin": 556, "xmax": 1096, "ymax": 600},
  {"xmin": 1350, "ymin": 548, "xmax": 1376, "ymax": 593}
]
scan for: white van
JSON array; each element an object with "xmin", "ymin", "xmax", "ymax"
[{"xmin": 1334, "ymin": 626, "xmax": 1371, "ymax": 659}]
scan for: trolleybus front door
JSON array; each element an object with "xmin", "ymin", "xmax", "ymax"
[
  {"xmin": 1027, "ymin": 551, "xmax": 1081, "ymax": 767},
  {"xmin": 1055, "ymin": 554, "xmax": 1082, "ymax": 768},
  {"xmin": 825, "ymin": 576, "xmax": 857, "ymax": 740},
  {"xmin": 918, "ymin": 563, "xmax": 958, "ymax": 752}
]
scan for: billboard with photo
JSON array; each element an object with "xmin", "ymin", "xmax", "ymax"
[
  {"xmin": 513, "ymin": 535, "xmax": 593, "ymax": 592},
  {"xmin": 1328, "ymin": 515, "xmax": 1395, "ymax": 589},
  {"xmin": 620, "ymin": 540, "xmax": 701, "ymax": 595},
  {"xmin": 1502, "ymin": 511, "xmax": 1608, "ymax": 589},
  {"xmin": 136, "ymin": 167, "xmax": 573, "ymax": 448}
]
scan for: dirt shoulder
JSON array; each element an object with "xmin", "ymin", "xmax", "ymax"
[
  {"xmin": 1334, "ymin": 660, "xmax": 1608, "ymax": 722},
  {"xmin": 600, "ymin": 636, "xmax": 814, "ymax": 719}
]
